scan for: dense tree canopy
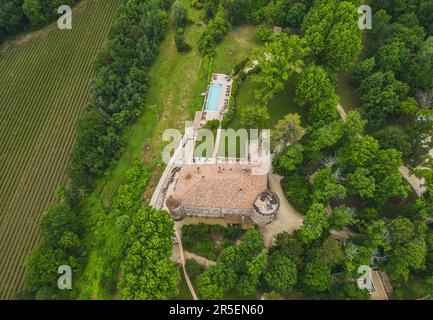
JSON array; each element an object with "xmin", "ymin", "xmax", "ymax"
[
  {"xmin": 39, "ymin": 204, "xmax": 79, "ymax": 249},
  {"xmin": 0, "ymin": 0, "xmax": 25, "ymax": 40},
  {"xmin": 251, "ymin": 34, "xmax": 307, "ymax": 105},
  {"xmin": 299, "ymin": 203, "xmax": 329, "ymax": 244},
  {"xmin": 198, "ymin": 6, "xmax": 228, "ymax": 54},
  {"xmin": 274, "ymin": 144, "xmax": 304, "ymax": 175},
  {"xmin": 225, "ymin": 0, "xmax": 267, "ymax": 25},
  {"xmin": 197, "ymin": 229, "xmax": 267, "ymax": 299},
  {"xmin": 360, "ymin": 71, "xmax": 409, "ymax": 125},
  {"xmin": 270, "ymin": 0, "xmax": 307, "ymax": 28},
  {"xmin": 302, "ymin": 0, "xmax": 363, "ymax": 71},
  {"xmin": 265, "ymin": 254, "xmax": 297, "ymax": 294},
  {"xmin": 171, "ymin": 1, "xmax": 188, "ymax": 28},
  {"xmin": 68, "ymin": 0, "xmax": 168, "ymax": 192},
  {"xmin": 384, "ymin": 218, "xmax": 427, "ymax": 281},
  {"xmin": 272, "ymin": 113, "xmax": 305, "ymax": 149},
  {"xmin": 302, "ymin": 260, "xmax": 333, "ymax": 292},
  {"xmin": 312, "ymin": 166, "xmax": 347, "ymax": 205},
  {"xmin": 337, "ymin": 135, "xmax": 409, "ymax": 206},
  {"xmin": 296, "ymin": 65, "xmax": 338, "ymax": 107},
  {"xmin": 119, "ymin": 207, "xmax": 179, "ymax": 300}
]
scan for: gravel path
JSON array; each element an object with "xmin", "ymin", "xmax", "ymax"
[
  {"xmin": 174, "ymin": 227, "xmax": 198, "ymax": 300},
  {"xmin": 260, "ymin": 173, "xmax": 304, "ymax": 248},
  {"xmin": 185, "ymin": 251, "xmax": 216, "ymax": 268}
]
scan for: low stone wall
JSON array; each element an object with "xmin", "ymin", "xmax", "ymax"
[{"xmin": 183, "ymin": 206, "xmax": 252, "ymax": 219}]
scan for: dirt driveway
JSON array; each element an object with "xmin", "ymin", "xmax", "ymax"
[{"xmin": 260, "ymin": 173, "xmax": 304, "ymax": 248}]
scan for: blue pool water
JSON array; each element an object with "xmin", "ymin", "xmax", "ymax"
[{"xmin": 205, "ymin": 83, "xmax": 223, "ymax": 112}]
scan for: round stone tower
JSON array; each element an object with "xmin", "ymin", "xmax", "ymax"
[
  {"xmin": 166, "ymin": 195, "xmax": 186, "ymax": 221},
  {"xmin": 251, "ymin": 190, "xmax": 280, "ymax": 226}
]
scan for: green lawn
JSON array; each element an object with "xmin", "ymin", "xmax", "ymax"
[
  {"xmin": 213, "ymin": 25, "xmax": 261, "ymax": 74},
  {"xmin": 231, "ymin": 76, "xmax": 305, "ymax": 130},
  {"xmin": 216, "ymin": 74, "xmax": 305, "ymax": 158},
  {"xmin": 335, "ymin": 71, "xmax": 360, "ymax": 111},
  {"xmin": 335, "ymin": 33, "xmax": 374, "ymax": 111}
]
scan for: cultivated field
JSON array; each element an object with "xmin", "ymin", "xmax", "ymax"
[{"xmin": 0, "ymin": 0, "xmax": 121, "ymax": 299}]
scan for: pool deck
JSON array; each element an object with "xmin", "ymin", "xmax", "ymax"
[{"xmin": 195, "ymin": 73, "xmax": 233, "ymax": 128}]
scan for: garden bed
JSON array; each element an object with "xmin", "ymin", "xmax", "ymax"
[{"xmin": 182, "ymin": 224, "xmax": 244, "ymax": 261}]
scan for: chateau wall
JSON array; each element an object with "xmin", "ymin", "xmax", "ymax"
[
  {"xmin": 183, "ymin": 206, "xmax": 252, "ymax": 218},
  {"xmin": 251, "ymin": 209, "xmax": 276, "ymax": 226}
]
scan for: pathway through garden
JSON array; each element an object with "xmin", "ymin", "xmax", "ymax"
[{"xmin": 336, "ymin": 99, "xmax": 427, "ymax": 196}]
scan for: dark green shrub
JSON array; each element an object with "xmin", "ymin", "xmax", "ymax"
[
  {"xmin": 175, "ymin": 33, "xmax": 191, "ymax": 52},
  {"xmin": 282, "ymin": 173, "xmax": 311, "ymax": 213}
]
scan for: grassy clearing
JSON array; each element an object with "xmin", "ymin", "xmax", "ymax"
[
  {"xmin": 75, "ymin": 3, "xmax": 261, "ymax": 298},
  {"xmin": 213, "ymin": 25, "xmax": 261, "ymax": 74},
  {"xmin": 0, "ymin": 0, "xmax": 121, "ymax": 299},
  {"xmin": 335, "ymin": 34, "xmax": 373, "ymax": 111},
  {"xmin": 335, "ymin": 71, "xmax": 360, "ymax": 111},
  {"xmin": 231, "ymin": 76, "xmax": 306, "ymax": 129}
]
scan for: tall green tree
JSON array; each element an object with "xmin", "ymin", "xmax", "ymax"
[
  {"xmin": 418, "ymin": 0, "xmax": 433, "ymax": 35},
  {"xmin": 22, "ymin": 0, "xmax": 45, "ymax": 26},
  {"xmin": 274, "ymin": 144, "xmax": 304, "ymax": 175},
  {"xmin": 360, "ymin": 71, "xmax": 409, "ymax": 124},
  {"xmin": 0, "ymin": 0, "xmax": 25, "ymax": 38},
  {"xmin": 338, "ymin": 136, "xmax": 409, "ymax": 206},
  {"xmin": 296, "ymin": 65, "xmax": 338, "ymax": 107},
  {"xmin": 39, "ymin": 203, "xmax": 79, "ymax": 248},
  {"xmin": 376, "ymin": 40, "xmax": 410, "ymax": 75},
  {"xmin": 272, "ymin": 113, "xmax": 305, "ymax": 147},
  {"xmin": 274, "ymin": 232, "xmax": 304, "ymax": 266},
  {"xmin": 302, "ymin": 0, "xmax": 363, "ymax": 71},
  {"xmin": 416, "ymin": 37, "xmax": 433, "ymax": 91},
  {"xmin": 197, "ymin": 229, "xmax": 266, "ymax": 298},
  {"xmin": 24, "ymin": 246, "xmax": 66, "ymax": 295},
  {"xmin": 171, "ymin": 1, "xmax": 188, "ymax": 28},
  {"xmin": 240, "ymin": 106, "xmax": 269, "ymax": 129},
  {"xmin": 299, "ymin": 203, "xmax": 329, "ymax": 244},
  {"xmin": 385, "ymin": 218, "xmax": 427, "ymax": 281},
  {"xmin": 119, "ymin": 207, "xmax": 179, "ymax": 300},
  {"xmin": 303, "ymin": 260, "xmax": 332, "ymax": 292},
  {"xmin": 265, "ymin": 254, "xmax": 297, "ymax": 295},
  {"xmin": 251, "ymin": 34, "xmax": 307, "ymax": 105},
  {"xmin": 312, "ymin": 166, "xmax": 347, "ymax": 205},
  {"xmin": 374, "ymin": 125, "xmax": 413, "ymax": 159},
  {"xmin": 317, "ymin": 237, "xmax": 347, "ymax": 267}
]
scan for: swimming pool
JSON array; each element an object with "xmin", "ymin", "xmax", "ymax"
[{"xmin": 205, "ymin": 83, "xmax": 223, "ymax": 112}]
